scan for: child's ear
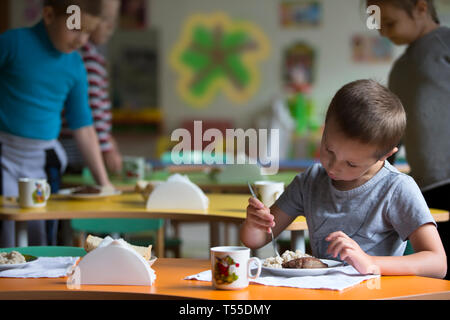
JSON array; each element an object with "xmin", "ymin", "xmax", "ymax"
[
  {"xmin": 42, "ymin": 6, "xmax": 56, "ymax": 26},
  {"xmin": 380, "ymin": 147, "xmax": 399, "ymax": 161},
  {"xmin": 414, "ymin": 0, "xmax": 429, "ymax": 18}
]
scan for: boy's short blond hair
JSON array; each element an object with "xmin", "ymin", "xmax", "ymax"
[
  {"xmin": 325, "ymin": 79, "xmax": 406, "ymax": 159},
  {"xmin": 44, "ymin": 0, "xmax": 102, "ymax": 17}
]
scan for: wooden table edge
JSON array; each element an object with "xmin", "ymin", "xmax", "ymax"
[{"xmin": 0, "ymin": 210, "xmax": 245, "ymax": 223}]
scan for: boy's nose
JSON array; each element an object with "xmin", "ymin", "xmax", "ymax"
[
  {"xmin": 327, "ymin": 158, "xmax": 336, "ymax": 172},
  {"xmin": 327, "ymin": 159, "xmax": 342, "ymax": 176}
]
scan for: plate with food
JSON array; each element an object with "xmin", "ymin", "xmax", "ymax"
[
  {"xmin": 261, "ymin": 250, "xmax": 344, "ymax": 277},
  {"xmin": 0, "ymin": 251, "xmax": 39, "ymax": 271},
  {"xmin": 59, "ymin": 186, "xmax": 121, "ymax": 199}
]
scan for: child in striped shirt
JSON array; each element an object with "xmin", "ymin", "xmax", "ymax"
[{"xmin": 60, "ymin": 0, "xmax": 123, "ymax": 174}]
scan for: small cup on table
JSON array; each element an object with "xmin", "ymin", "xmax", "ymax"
[
  {"xmin": 210, "ymin": 246, "xmax": 261, "ymax": 290},
  {"xmin": 18, "ymin": 178, "xmax": 51, "ymax": 208}
]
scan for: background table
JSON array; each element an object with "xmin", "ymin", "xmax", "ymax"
[
  {"xmin": 0, "ymin": 194, "xmax": 307, "ymax": 254},
  {"xmin": 0, "ymin": 258, "xmax": 448, "ymax": 300}
]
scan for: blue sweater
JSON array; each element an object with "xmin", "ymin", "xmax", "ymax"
[{"xmin": 0, "ymin": 20, "xmax": 93, "ymax": 140}]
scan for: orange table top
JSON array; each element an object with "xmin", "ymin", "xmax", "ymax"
[{"xmin": 0, "ymin": 258, "xmax": 448, "ymax": 300}]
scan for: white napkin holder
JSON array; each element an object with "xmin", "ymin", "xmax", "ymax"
[
  {"xmin": 77, "ymin": 240, "xmax": 155, "ymax": 286},
  {"xmin": 146, "ymin": 174, "xmax": 209, "ymax": 211}
]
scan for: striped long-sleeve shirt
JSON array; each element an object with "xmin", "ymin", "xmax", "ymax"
[{"xmin": 60, "ymin": 42, "xmax": 113, "ymax": 160}]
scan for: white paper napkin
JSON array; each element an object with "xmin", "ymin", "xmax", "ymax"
[
  {"xmin": 184, "ymin": 265, "xmax": 380, "ymax": 291},
  {"xmin": 0, "ymin": 257, "xmax": 79, "ymax": 278}
]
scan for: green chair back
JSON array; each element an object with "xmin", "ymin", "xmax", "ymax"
[
  {"xmin": 70, "ymin": 218, "xmax": 164, "ymax": 234},
  {"xmin": 0, "ymin": 246, "xmax": 86, "ymax": 257},
  {"xmin": 403, "ymin": 240, "xmax": 414, "ymax": 255}
]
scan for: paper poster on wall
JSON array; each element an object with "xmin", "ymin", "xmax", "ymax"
[
  {"xmin": 120, "ymin": 0, "xmax": 147, "ymax": 29},
  {"xmin": 170, "ymin": 12, "xmax": 270, "ymax": 108},
  {"xmin": 352, "ymin": 34, "xmax": 393, "ymax": 63},
  {"xmin": 280, "ymin": 1, "xmax": 322, "ymax": 28},
  {"xmin": 283, "ymin": 42, "xmax": 315, "ymax": 94}
]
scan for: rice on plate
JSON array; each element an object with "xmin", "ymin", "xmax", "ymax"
[
  {"xmin": 0, "ymin": 251, "xmax": 26, "ymax": 265},
  {"xmin": 263, "ymin": 250, "xmax": 311, "ymax": 268}
]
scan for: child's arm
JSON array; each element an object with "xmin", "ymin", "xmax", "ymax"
[
  {"xmin": 326, "ymin": 223, "xmax": 447, "ymax": 278},
  {"xmin": 73, "ymin": 125, "xmax": 113, "ymax": 187},
  {"xmin": 240, "ymin": 197, "xmax": 295, "ymax": 249},
  {"xmin": 102, "ymin": 137, "xmax": 123, "ymax": 174}
]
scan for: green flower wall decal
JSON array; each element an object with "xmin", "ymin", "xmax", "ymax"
[{"xmin": 170, "ymin": 12, "xmax": 270, "ymax": 107}]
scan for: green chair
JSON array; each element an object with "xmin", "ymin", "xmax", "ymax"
[
  {"xmin": 70, "ymin": 218, "xmax": 180, "ymax": 258},
  {"xmin": 404, "ymin": 240, "xmax": 414, "ymax": 255},
  {"xmin": 0, "ymin": 246, "xmax": 86, "ymax": 257}
]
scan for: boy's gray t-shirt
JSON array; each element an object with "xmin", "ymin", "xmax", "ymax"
[{"xmin": 275, "ymin": 162, "xmax": 435, "ymax": 260}]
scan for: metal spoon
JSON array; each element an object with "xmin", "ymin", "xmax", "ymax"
[{"xmin": 247, "ymin": 182, "xmax": 280, "ymax": 257}]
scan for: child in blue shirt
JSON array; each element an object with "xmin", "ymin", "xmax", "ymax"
[
  {"xmin": 0, "ymin": 0, "xmax": 113, "ymax": 247},
  {"xmin": 241, "ymin": 80, "xmax": 447, "ymax": 279}
]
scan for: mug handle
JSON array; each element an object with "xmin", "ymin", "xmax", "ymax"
[
  {"xmin": 273, "ymin": 191, "xmax": 282, "ymax": 202},
  {"xmin": 44, "ymin": 183, "xmax": 51, "ymax": 201},
  {"xmin": 247, "ymin": 257, "xmax": 262, "ymax": 280}
]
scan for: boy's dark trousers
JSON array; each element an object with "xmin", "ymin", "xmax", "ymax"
[
  {"xmin": 423, "ymin": 183, "xmax": 450, "ymax": 280},
  {"xmin": 44, "ymin": 149, "xmax": 62, "ymax": 246}
]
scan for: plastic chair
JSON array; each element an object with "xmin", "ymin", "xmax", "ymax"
[
  {"xmin": 404, "ymin": 240, "xmax": 414, "ymax": 255},
  {"xmin": 0, "ymin": 246, "xmax": 86, "ymax": 257},
  {"xmin": 70, "ymin": 218, "xmax": 169, "ymax": 257}
]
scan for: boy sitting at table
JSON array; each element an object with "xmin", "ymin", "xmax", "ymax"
[
  {"xmin": 0, "ymin": 0, "xmax": 113, "ymax": 247},
  {"xmin": 241, "ymin": 79, "xmax": 447, "ymax": 278}
]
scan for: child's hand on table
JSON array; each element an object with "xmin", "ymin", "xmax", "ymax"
[
  {"xmin": 103, "ymin": 147, "xmax": 122, "ymax": 174},
  {"xmin": 326, "ymin": 231, "xmax": 377, "ymax": 275},
  {"xmin": 103, "ymin": 139, "xmax": 122, "ymax": 174},
  {"xmin": 246, "ymin": 197, "xmax": 275, "ymax": 234}
]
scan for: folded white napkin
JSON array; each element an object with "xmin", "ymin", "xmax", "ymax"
[
  {"xmin": 0, "ymin": 257, "xmax": 79, "ymax": 278},
  {"xmin": 184, "ymin": 265, "xmax": 380, "ymax": 291}
]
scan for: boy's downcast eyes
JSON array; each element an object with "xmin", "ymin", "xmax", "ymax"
[{"xmin": 325, "ymin": 147, "xmax": 358, "ymax": 168}]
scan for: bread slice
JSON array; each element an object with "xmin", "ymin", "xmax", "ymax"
[{"xmin": 85, "ymin": 235, "xmax": 153, "ymax": 260}]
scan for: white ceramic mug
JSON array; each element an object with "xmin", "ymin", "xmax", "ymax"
[
  {"xmin": 253, "ymin": 181, "xmax": 284, "ymax": 207},
  {"xmin": 18, "ymin": 178, "xmax": 51, "ymax": 208},
  {"xmin": 122, "ymin": 156, "xmax": 145, "ymax": 181},
  {"xmin": 210, "ymin": 246, "xmax": 261, "ymax": 290}
]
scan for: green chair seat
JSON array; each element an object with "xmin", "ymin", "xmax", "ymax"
[
  {"xmin": 0, "ymin": 246, "xmax": 86, "ymax": 257},
  {"xmin": 404, "ymin": 240, "xmax": 414, "ymax": 255},
  {"xmin": 71, "ymin": 218, "xmax": 164, "ymax": 234}
]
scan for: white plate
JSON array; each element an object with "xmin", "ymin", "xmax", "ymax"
[
  {"xmin": 58, "ymin": 188, "xmax": 122, "ymax": 200},
  {"xmin": 0, "ymin": 255, "xmax": 39, "ymax": 271},
  {"xmin": 261, "ymin": 259, "xmax": 344, "ymax": 277}
]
